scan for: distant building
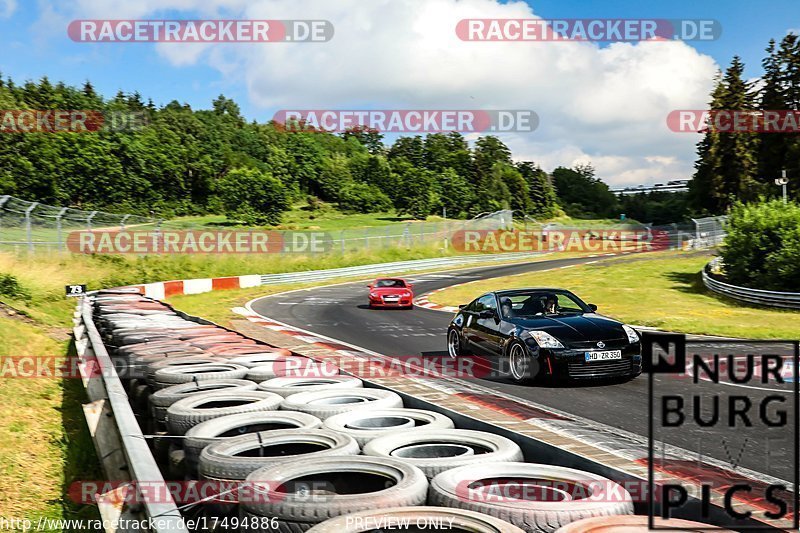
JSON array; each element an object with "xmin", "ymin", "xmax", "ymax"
[{"xmin": 610, "ymin": 179, "xmax": 690, "ymax": 195}]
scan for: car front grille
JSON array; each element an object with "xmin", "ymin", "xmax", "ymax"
[
  {"xmin": 567, "ymin": 359, "xmax": 632, "ymax": 379},
  {"xmin": 567, "ymin": 339, "xmax": 627, "ymax": 350}
]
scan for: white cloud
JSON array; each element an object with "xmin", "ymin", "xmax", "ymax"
[
  {"xmin": 0, "ymin": 0, "xmax": 17, "ymax": 18},
  {"xmin": 36, "ymin": 0, "xmax": 719, "ymax": 186}
]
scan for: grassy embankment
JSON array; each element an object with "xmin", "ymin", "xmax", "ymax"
[{"xmin": 428, "ymin": 250, "xmax": 799, "ymax": 339}]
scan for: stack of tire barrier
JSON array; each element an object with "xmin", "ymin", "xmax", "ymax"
[{"xmin": 91, "ymin": 293, "xmax": 730, "ymax": 533}]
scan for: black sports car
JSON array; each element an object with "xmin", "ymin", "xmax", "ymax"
[{"xmin": 447, "ymin": 288, "xmax": 642, "ymax": 383}]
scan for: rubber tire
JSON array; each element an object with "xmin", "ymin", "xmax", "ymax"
[
  {"xmin": 447, "ymin": 327, "xmax": 471, "ymax": 357},
  {"xmin": 506, "ymin": 340, "xmax": 536, "ymax": 384},
  {"xmin": 184, "ymin": 411, "xmax": 323, "ymax": 473},
  {"xmin": 227, "ymin": 352, "xmax": 293, "ymax": 368},
  {"xmin": 153, "ymin": 363, "xmax": 249, "ymax": 389},
  {"xmin": 149, "ymin": 379, "xmax": 257, "ymax": 424},
  {"xmin": 363, "ymin": 429, "xmax": 523, "ymax": 479},
  {"xmin": 199, "ymin": 429, "xmax": 359, "ymax": 482},
  {"xmin": 247, "ymin": 358, "xmax": 339, "ymax": 382},
  {"xmin": 280, "ymin": 388, "xmax": 403, "ymax": 420},
  {"xmin": 554, "ymin": 515, "xmax": 737, "ymax": 532},
  {"xmin": 257, "ymin": 376, "xmax": 363, "ymax": 397},
  {"xmin": 241, "ymin": 456, "xmax": 428, "ymax": 530},
  {"xmin": 429, "ymin": 462, "xmax": 634, "ymax": 532},
  {"xmin": 306, "ymin": 506, "xmax": 525, "ymax": 533},
  {"xmin": 323, "ymin": 408, "xmax": 455, "ymax": 446},
  {"xmin": 166, "ymin": 390, "xmax": 283, "ymax": 435},
  {"xmin": 145, "ymin": 357, "xmax": 224, "ymax": 388}
]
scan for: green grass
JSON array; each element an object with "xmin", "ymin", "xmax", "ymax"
[
  {"xmin": 428, "ymin": 251, "xmax": 800, "ymax": 340},
  {"xmin": 0, "ymin": 317, "xmax": 100, "ymax": 528}
]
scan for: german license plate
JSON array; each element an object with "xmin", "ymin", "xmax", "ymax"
[{"xmin": 584, "ymin": 350, "xmax": 622, "ymax": 362}]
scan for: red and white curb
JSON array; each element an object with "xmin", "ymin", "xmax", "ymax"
[{"xmin": 116, "ymin": 274, "xmax": 262, "ymax": 300}]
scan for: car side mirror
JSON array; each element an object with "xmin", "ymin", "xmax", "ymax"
[
  {"xmin": 588, "ymin": 303, "xmax": 598, "ymax": 312},
  {"xmin": 367, "ymin": 284, "xmax": 373, "ymax": 289},
  {"xmin": 458, "ymin": 304, "xmax": 467, "ymax": 310}
]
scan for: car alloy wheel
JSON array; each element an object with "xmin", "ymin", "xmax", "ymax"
[
  {"xmin": 447, "ymin": 329, "xmax": 461, "ymax": 359},
  {"xmin": 508, "ymin": 342, "xmax": 531, "ymax": 382}
]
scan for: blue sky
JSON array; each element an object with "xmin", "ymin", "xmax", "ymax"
[
  {"xmin": 0, "ymin": 0, "xmax": 797, "ymax": 185},
  {"xmin": 1, "ymin": 0, "xmax": 795, "ymax": 116}
]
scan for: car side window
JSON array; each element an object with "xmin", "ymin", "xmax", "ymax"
[{"xmin": 477, "ymin": 294, "xmax": 497, "ymax": 312}]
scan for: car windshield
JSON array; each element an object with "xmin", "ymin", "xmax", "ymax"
[
  {"xmin": 499, "ymin": 290, "xmax": 589, "ymax": 317},
  {"xmin": 374, "ymin": 279, "xmax": 406, "ymax": 288}
]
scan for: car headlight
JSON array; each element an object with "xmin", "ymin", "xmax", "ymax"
[
  {"xmin": 370, "ymin": 292, "xmax": 379, "ymax": 298},
  {"xmin": 622, "ymin": 324, "xmax": 640, "ymax": 343},
  {"xmin": 526, "ymin": 330, "xmax": 564, "ymax": 349}
]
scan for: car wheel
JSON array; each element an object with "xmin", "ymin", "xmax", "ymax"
[
  {"xmin": 507, "ymin": 341, "xmax": 534, "ymax": 384},
  {"xmin": 447, "ymin": 328, "xmax": 462, "ymax": 359}
]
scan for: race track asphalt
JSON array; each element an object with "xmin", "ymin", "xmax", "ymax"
[{"xmin": 250, "ymin": 254, "xmax": 796, "ymax": 483}]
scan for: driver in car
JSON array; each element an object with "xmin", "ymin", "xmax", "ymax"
[
  {"xmin": 500, "ymin": 297, "xmax": 514, "ymax": 318},
  {"xmin": 544, "ymin": 294, "xmax": 558, "ymax": 314}
]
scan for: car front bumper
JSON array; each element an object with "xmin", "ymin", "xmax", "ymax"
[
  {"xmin": 543, "ymin": 343, "xmax": 642, "ymax": 379},
  {"xmin": 369, "ymin": 296, "xmax": 413, "ymax": 308}
]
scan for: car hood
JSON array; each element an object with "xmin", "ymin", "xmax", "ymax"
[
  {"xmin": 510, "ymin": 313, "xmax": 625, "ymax": 344},
  {"xmin": 371, "ymin": 287, "xmax": 411, "ymax": 295}
]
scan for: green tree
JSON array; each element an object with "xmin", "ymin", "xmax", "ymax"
[
  {"xmin": 551, "ymin": 165, "xmax": 618, "ymax": 218},
  {"xmin": 690, "ymin": 57, "xmax": 762, "ymax": 214},
  {"xmin": 516, "ymin": 161, "xmax": 557, "ymax": 218},
  {"xmin": 216, "ymin": 168, "xmax": 288, "ymax": 225},
  {"xmin": 721, "ymin": 199, "xmax": 800, "ymax": 291},
  {"xmin": 394, "ymin": 166, "xmax": 438, "ymax": 219}
]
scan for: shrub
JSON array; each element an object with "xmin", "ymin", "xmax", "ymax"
[
  {"xmin": 338, "ymin": 182, "xmax": 392, "ymax": 213},
  {"xmin": 0, "ymin": 273, "xmax": 31, "ymax": 301},
  {"xmin": 217, "ymin": 168, "xmax": 289, "ymax": 226},
  {"xmin": 721, "ymin": 199, "xmax": 800, "ymax": 291}
]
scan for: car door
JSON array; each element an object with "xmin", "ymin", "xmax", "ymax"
[
  {"xmin": 471, "ymin": 294, "xmax": 502, "ymax": 356},
  {"xmin": 460, "ymin": 296, "xmax": 483, "ymax": 351}
]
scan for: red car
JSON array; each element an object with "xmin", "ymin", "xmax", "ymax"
[{"xmin": 367, "ymin": 278, "xmax": 414, "ymax": 309}]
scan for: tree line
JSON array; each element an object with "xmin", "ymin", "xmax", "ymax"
[
  {"xmin": 0, "ymin": 76, "xmax": 561, "ymax": 225},
  {"xmin": 690, "ymin": 33, "xmax": 800, "ymax": 215}
]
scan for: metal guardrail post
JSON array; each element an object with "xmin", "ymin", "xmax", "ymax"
[
  {"xmin": 0, "ymin": 195, "xmax": 8, "ymax": 244},
  {"xmin": 24, "ymin": 202, "xmax": 38, "ymax": 252},
  {"xmin": 80, "ymin": 298, "xmax": 188, "ymax": 533},
  {"xmin": 56, "ymin": 207, "xmax": 67, "ymax": 251},
  {"xmin": 86, "ymin": 210, "xmax": 97, "ymax": 232},
  {"xmin": 120, "ymin": 214, "xmax": 131, "ymax": 231}
]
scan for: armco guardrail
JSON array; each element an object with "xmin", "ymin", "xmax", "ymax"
[
  {"xmin": 74, "ymin": 296, "xmax": 187, "ymax": 533},
  {"xmin": 258, "ymin": 252, "xmax": 544, "ymax": 285},
  {"xmin": 702, "ymin": 259, "xmax": 800, "ymax": 309}
]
